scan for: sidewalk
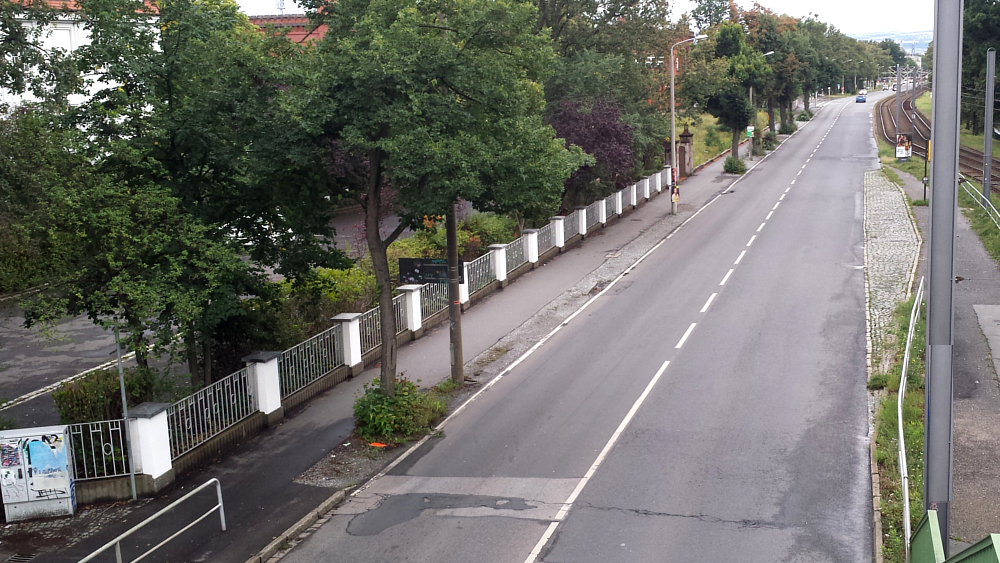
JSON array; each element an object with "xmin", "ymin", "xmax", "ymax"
[
  {"xmin": 5, "ymin": 143, "xmax": 757, "ymax": 563},
  {"xmin": 892, "ymin": 167, "xmax": 1000, "ymax": 548}
]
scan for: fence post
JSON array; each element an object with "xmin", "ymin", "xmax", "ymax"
[
  {"xmin": 331, "ymin": 313, "xmax": 363, "ymax": 376},
  {"xmin": 598, "ymin": 199, "xmax": 608, "ymax": 224},
  {"xmin": 243, "ymin": 351, "xmax": 283, "ymax": 425},
  {"xmin": 128, "ymin": 403, "xmax": 175, "ymax": 493},
  {"xmin": 489, "ymin": 244, "xmax": 508, "ymax": 286},
  {"xmin": 615, "ymin": 191, "xmax": 623, "ymax": 215},
  {"xmin": 574, "ymin": 206, "xmax": 587, "ymax": 237},
  {"xmin": 397, "ymin": 285, "xmax": 423, "ymax": 337},
  {"xmin": 551, "ymin": 216, "xmax": 565, "ymax": 249},
  {"xmin": 524, "ymin": 229, "xmax": 539, "ymax": 266},
  {"xmin": 629, "ymin": 184, "xmax": 638, "ymax": 207},
  {"xmin": 654, "ymin": 172, "xmax": 662, "ymax": 193},
  {"xmin": 641, "ymin": 178, "xmax": 651, "ymax": 200},
  {"xmin": 665, "ymin": 166, "xmax": 674, "ymax": 187},
  {"xmin": 459, "ymin": 262, "xmax": 470, "ymax": 307}
]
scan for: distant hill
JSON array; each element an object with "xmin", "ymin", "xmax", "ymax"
[{"xmin": 849, "ymin": 30, "xmax": 933, "ymax": 55}]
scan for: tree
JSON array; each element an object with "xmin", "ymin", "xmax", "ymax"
[
  {"xmin": 548, "ymin": 100, "xmax": 632, "ymax": 206},
  {"xmin": 0, "ymin": 0, "xmax": 79, "ymax": 104},
  {"xmin": 690, "ymin": 0, "xmax": 730, "ymax": 32},
  {"xmin": 879, "ymin": 38, "xmax": 908, "ymax": 67},
  {"xmin": 303, "ymin": 0, "xmax": 586, "ymax": 394},
  {"xmin": 962, "ymin": 0, "xmax": 1000, "ymax": 134}
]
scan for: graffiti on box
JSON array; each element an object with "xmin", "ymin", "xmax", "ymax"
[{"xmin": 0, "ymin": 435, "xmax": 71, "ymax": 503}]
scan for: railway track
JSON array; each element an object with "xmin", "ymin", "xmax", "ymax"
[{"xmin": 873, "ymin": 87, "xmax": 1000, "ymax": 189}]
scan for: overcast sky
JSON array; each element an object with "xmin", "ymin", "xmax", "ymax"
[{"xmin": 236, "ymin": 0, "xmax": 934, "ymax": 36}]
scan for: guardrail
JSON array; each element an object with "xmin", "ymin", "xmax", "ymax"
[
  {"xmin": 166, "ymin": 367, "xmax": 255, "ymax": 460},
  {"xmin": 537, "ymin": 223, "xmax": 554, "ymax": 253},
  {"xmin": 960, "ymin": 175, "xmax": 1000, "ymax": 230},
  {"xmin": 586, "ymin": 201, "xmax": 600, "ymax": 229},
  {"xmin": 563, "ymin": 210, "xmax": 579, "ymax": 240},
  {"xmin": 466, "ymin": 252, "xmax": 495, "ymax": 294},
  {"xmin": 77, "ymin": 478, "xmax": 226, "ymax": 563},
  {"xmin": 68, "ymin": 419, "xmax": 131, "ymax": 481},
  {"xmin": 505, "ymin": 236, "xmax": 526, "ymax": 273},
  {"xmin": 899, "ymin": 276, "xmax": 924, "ymax": 561},
  {"xmin": 605, "ymin": 193, "xmax": 616, "ymax": 219},
  {"xmin": 278, "ymin": 323, "xmax": 345, "ymax": 398}
]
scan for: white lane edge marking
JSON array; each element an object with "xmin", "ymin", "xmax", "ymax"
[
  {"xmin": 765, "ymin": 211, "xmax": 773, "ymax": 220},
  {"xmin": 720, "ymin": 268, "xmax": 734, "ymax": 286},
  {"xmin": 700, "ymin": 293, "xmax": 717, "ymax": 313},
  {"xmin": 757, "ymin": 222, "xmax": 766, "ymax": 232},
  {"xmin": 524, "ymin": 360, "xmax": 671, "ymax": 562},
  {"xmin": 675, "ymin": 325, "xmax": 696, "ymax": 349},
  {"xmin": 735, "ymin": 250, "xmax": 746, "ymax": 265},
  {"xmin": 747, "ymin": 235, "xmax": 756, "ymax": 246},
  {"xmin": 772, "ymin": 201, "xmax": 781, "ymax": 210}
]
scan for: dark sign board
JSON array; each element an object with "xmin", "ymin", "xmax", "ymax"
[{"xmin": 398, "ymin": 258, "xmax": 464, "ymax": 284}]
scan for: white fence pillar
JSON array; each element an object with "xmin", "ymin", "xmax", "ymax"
[
  {"xmin": 489, "ymin": 244, "xmax": 508, "ymax": 283},
  {"xmin": 459, "ymin": 263, "xmax": 470, "ymax": 304},
  {"xmin": 654, "ymin": 172, "xmax": 662, "ymax": 193},
  {"xmin": 524, "ymin": 229, "xmax": 539, "ymax": 264},
  {"xmin": 574, "ymin": 206, "xmax": 587, "ymax": 236},
  {"xmin": 629, "ymin": 184, "xmax": 638, "ymax": 207},
  {"xmin": 128, "ymin": 403, "xmax": 174, "ymax": 486},
  {"xmin": 615, "ymin": 191, "xmax": 623, "ymax": 215},
  {"xmin": 598, "ymin": 199, "xmax": 608, "ymax": 224},
  {"xmin": 551, "ymin": 216, "xmax": 566, "ymax": 248},
  {"xmin": 332, "ymin": 312, "xmax": 363, "ymax": 376},
  {"xmin": 666, "ymin": 166, "xmax": 674, "ymax": 187},
  {"xmin": 397, "ymin": 285, "xmax": 423, "ymax": 332},
  {"xmin": 641, "ymin": 178, "xmax": 651, "ymax": 200},
  {"xmin": 243, "ymin": 351, "xmax": 283, "ymax": 425}
]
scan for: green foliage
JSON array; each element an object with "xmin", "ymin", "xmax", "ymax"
[
  {"xmin": 779, "ymin": 121, "xmax": 797, "ymax": 134},
  {"xmin": 796, "ymin": 110, "xmax": 813, "ymax": 121},
  {"xmin": 352, "ymin": 377, "xmax": 446, "ymax": 443},
  {"xmin": 463, "ymin": 213, "xmax": 518, "ymax": 249},
  {"xmin": 723, "ymin": 156, "xmax": 747, "ymax": 174},
  {"xmin": 52, "ymin": 367, "xmax": 166, "ymax": 424},
  {"xmin": 762, "ymin": 130, "xmax": 778, "ymax": 150},
  {"xmin": 691, "ymin": 0, "xmax": 730, "ymax": 31},
  {"xmin": 912, "ymin": 199, "xmax": 929, "ymax": 207}
]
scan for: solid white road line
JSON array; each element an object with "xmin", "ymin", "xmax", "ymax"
[
  {"xmin": 524, "ymin": 360, "xmax": 671, "ymax": 562},
  {"xmin": 735, "ymin": 251, "xmax": 746, "ymax": 264},
  {"xmin": 675, "ymin": 324, "xmax": 697, "ymax": 349},
  {"xmin": 720, "ymin": 269, "xmax": 734, "ymax": 286},
  {"xmin": 700, "ymin": 293, "xmax": 717, "ymax": 313}
]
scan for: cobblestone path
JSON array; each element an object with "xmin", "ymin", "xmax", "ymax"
[{"xmin": 864, "ymin": 169, "xmax": 922, "ymax": 375}]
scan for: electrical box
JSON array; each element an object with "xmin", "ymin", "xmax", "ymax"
[{"xmin": 0, "ymin": 426, "xmax": 76, "ymax": 521}]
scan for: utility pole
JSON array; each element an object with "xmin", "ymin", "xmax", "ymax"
[
  {"xmin": 446, "ymin": 203, "xmax": 464, "ymax": 385},
  {"xmin": 911, "ymin": 66, "xmax": 918, "ymax": 137},
  {"xmin": 984, "ymin": 48, "xmax": 995, "ymax": 206},
  {"xmin": 115, "ymin": 327, "xmax": 137, "ymax": 501},
  {"xmin": 895, "ymin": 64, "xmax": 902, "ymax": 132},
  {"xmin": 926, "ymin": 0, "xmax": 963, "ymax": 553}
]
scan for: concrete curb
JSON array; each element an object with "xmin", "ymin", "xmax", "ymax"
[{"xmin": 243, "ymin": 488, "xmax": 347, "ymax": 563}]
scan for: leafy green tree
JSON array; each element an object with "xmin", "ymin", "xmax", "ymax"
[
  {"xmin": 879, "ymin": 38, "xmax": 908, "ymax": 67},
  {"xmin": 0, "ymin": 0, "xmax": 79, "ymax": 103},
  {"xmin": 962, "ymin": 0, "xmax": 1000, "ymax": 134},
  {"xmin": 690, "ymin": 0, "xmax": 730, "ymax": 32},
  {"xmin": 302, "ymin": 0, "xmax": 586, "ymax": 394}
]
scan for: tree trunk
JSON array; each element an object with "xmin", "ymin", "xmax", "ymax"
[
  {"xmin": 447, "ymin": 203, "xmax": 463, "ymax": 385},
  {"xmin": 803, "ymin": 93, "xmax": 811, "ymax": 112},
  {"xmin": 767, "ymin": 96, "xmax": 776, "ymax": 133},
  {"xmin": 731, "ymin": 128, "xmax": 741, "ymax": 161},
  {"xmin": 185, "ymin": 324, "xmax": 199, "ymax": 387},
  {"xmin": 779, "ymin": 102, "xmax": 788, "ymax": 129},
  {"xmin": 365, "ymin": 148, "xmax": 397, "ymax": 396},
  {"xmin": 203, "ymin": 338, "xmax": 212, "ymax": 387}
]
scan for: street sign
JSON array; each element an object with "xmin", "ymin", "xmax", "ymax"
[
  {"xmin": 746, "ymin": 125, "xmax": 755, "ymax": 138},
  {"xmin": 398, "ymin": 258, "xmax": 464, "ymax": 284}
]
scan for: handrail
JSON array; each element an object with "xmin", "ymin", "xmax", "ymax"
[
  {"xmin": 899, "ymin": 277, "xmax": 924, "ymax": 562},
  {"xmin": 77, "ymin": 478, "xmax": 226, "ymax": 563}
]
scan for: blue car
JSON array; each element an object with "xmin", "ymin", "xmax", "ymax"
[{"xmin": 856, "ymin": 94, "xmax": 867, "ymax": 103}]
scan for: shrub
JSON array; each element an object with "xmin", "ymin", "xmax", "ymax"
[
  {"xmin": 353, "ymin": 377, "xmax": 447, "ymax": 442},
  {"xmin": 464, "ymin": 213, "xmax": 517, "ymax": 248},
  {"xmin": 779, "ymin": 121, "xmax": 797, "ymax": 134},
  {"xmin": 723, "ymin": 156, "xmax": 747, "ymax": 174},
  {"xmin": 762, "ymin": 131, "xmax": 779, "ymax": 150},
  {"xmin": 53, "ymin": 367, "xmax": 163, "ymax": 424},
  {"xmin": 796, "ymin": 110, "xmax": 813, "ymax": 121}
]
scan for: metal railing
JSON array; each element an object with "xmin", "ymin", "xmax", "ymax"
[
  {"xmin": 77, "ymin": 478, "xmax": 226, "ymax": 563},
  {"xmin": 466, "ymin": 252, "xmax": 495, "ymax": 294},
  {"xmin": 586, "ymin": 201, "xmax": 600, "ymax": 229},
  {"xmin": 420, "ymin": 282, "xmax": 449, "ymax": 319},
  {"xmin": 899, "ymin": 276, "xmax": 924, "ymax": 561},
  {"xmin": 166, "ymin": 367, "xmax": 256, "ymax": 460},
  {"xmin": 68, "ymin": 419, "xmax": 131, "ymax": 481},
  {"xmin": 537, "ymin": 223, "xmax": 554, "ymax": 253},
  {"xmin": 563, "ymin": 210, "xmax": 579, "ymax": 240},
  {"xmin": 358, "ymin": 295, "xmax": 408, "ymax": 356},
  {"xmin": 960, "ymin": 175, "xmax": 1000, "ymax": 230},
  {"xmin": 505, "ymin": 237, "xmax": 526, "ymax": 273},
  {"xmin": 620, "ymin": 187, "xmax": 630, "ymax": 207},
  {"xmin": 605, "ymin": 194, "xmax": 616, "ymax": 219},
  {"xmin": 278, "ymin": 323, "xmax": 344, "ymax": 398}
]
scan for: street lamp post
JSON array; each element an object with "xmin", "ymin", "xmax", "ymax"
[{"xmin": 670, "ymin": 34, "xmax": 707, "ymax": 179}]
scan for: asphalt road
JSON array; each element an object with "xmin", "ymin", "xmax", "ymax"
[{"xmin": 278, "ymin": 98, "xmax": 876, "ymax": 562}]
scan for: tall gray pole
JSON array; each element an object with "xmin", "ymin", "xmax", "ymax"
[
  {"xmin": 115, "ymin": 327, "xmax": 137, "ymax": 501},
  {"xmin": 446, "ymin": 203, "xmax": 464, "ymax": 385},
  {"xmin": 926, "ymin": 0, "xmax": 963, "ymax": 553},
  {"xmin": 911, "ymin": 66, "xmax": 918, "ymax": 137},
  {"xmin": 895, "ymin": 65, "xmax": 902, "ymax": 137},
  {"xmin": 984, "ymin": 48, "xmax": 995, "ymax": 206}
]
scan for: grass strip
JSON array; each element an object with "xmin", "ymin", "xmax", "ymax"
[
  {"xmin": 957, "ymin": 179, "xmax": 1000, "ymax": 266},
  {"xmin": 870, "ymin": 295, "xmax": 926, "ymax": 563}
]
